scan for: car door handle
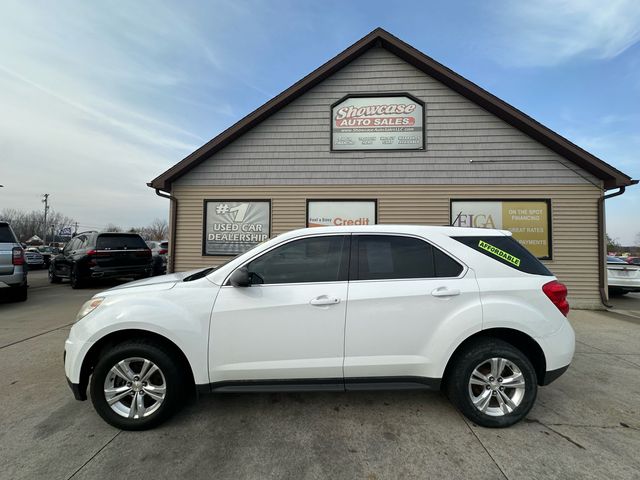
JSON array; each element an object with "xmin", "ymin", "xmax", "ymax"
[
  {"xmin": 309, "ymin": 295, "xmax": 341, "ymax": 306},
  {"xmin": 431, "ymin": 287, "xmax": 460, "ymax": 297}
]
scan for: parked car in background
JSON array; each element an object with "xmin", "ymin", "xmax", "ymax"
[
  {"xmin": 607, "ymin": 256, "xmax": 640, "ymax": 295},
  {"xmin": 49, "ymin": 232, "xmax": 152, "ymax": 288},
  {"xmin": 625, "ymin": 256, "xmax": 640, "ymax": 266},
  {"xmin": 146, "ymin": 240, "xmax": 168, "ymax": 276},
  {"xmin": 32, "ymin": 245, "xmax": 57, "ymax": 267},
  {"xmin": 65, "ymin": 225, "xmax": 574, "ymax": 430},
  {"xmin": 0, "ymin": 221, "xmax": 28, "ymax": 301},
  {"xmin": 24, "ymin": 248, "xmax": 45, "ymax": 269}
]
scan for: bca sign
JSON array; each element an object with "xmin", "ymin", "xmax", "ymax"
[{"xmin": 331, "ymin": 95, "xmax": 424, "ymax": 150}]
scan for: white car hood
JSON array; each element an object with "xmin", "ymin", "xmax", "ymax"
[{"xmin": 101, "ymin": 268, "xmax": 209, "ymax": 295}]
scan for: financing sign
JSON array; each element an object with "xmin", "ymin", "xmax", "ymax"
[
  {"xmin": 451, "ymin": 200, "xmax": 551, "ymax": 259},
  {"xmin": 331, "ymin": 95, "xmax": 424, "ymax": 150},
  {"xmin": 307, "ymin": 200, "xmax": 376, "ymax": 227},
  {"xmin": 204, "ymin": 200, "xmax": 270, "ymax": 255}
]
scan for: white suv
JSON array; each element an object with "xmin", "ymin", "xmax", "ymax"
[{"xmin": 64, "ymin": 225, "xmax": 574, "ymax": 430}]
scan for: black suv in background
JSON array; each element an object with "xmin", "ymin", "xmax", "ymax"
[{"xmin": 49, "ymin": 232, "xmax": 152, "ymax": 288}]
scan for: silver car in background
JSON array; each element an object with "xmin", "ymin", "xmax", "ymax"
[
  {"xmin": 146, "ymin": 240, "xmax": 168, "ymax": 276},
  {"xmin": 25, "ymin": 248, "xmax": 45, "ymax": 269},
  {"xmin": 0, "ymin": 221, "xmax": 28, "ymax": 301}
]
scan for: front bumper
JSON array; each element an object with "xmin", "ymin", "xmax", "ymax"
[
  {"xmin": 66, "ymin": 377, "xmax": 87, "ymax": 401},
  {"xmin": 64, "ymin": 326, "xmax": 93, "ymax": 400}
]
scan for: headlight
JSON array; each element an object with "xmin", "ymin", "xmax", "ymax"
[{"xmin": 76, "ymin": 297, "xmax": 104, "ymax": 321}]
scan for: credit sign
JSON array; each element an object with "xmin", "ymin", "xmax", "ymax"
[{"xmin": 307, "ymin": 200, "xmax": 377, "ymax": 227}]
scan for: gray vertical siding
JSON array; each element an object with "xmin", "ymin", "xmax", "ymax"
[{"xmin": 175, "ymin": 46, "xmax": 601, "ymax": 188}]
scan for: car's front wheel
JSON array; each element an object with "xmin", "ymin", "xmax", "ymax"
[
  {"xmin": 48, "ymin": 265, "xmax": 61, "ymax": 283},
  {"xmin": 446, "ymin": 338, "xmax": 537, "ymax": 428},
  {"xmin": 90, "ymin": 340, "xmax": 185, "ymax": 430}
]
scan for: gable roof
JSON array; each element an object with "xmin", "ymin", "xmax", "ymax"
[{"xmin": 149, "ymin": 28, "xmax": 634, "ymax": 192}]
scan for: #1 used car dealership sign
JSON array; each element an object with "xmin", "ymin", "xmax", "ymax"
[
  {"xmin": 204, "ymin": 200, "xmax": 270, "ymax": 255},
  {"xmin": 331, "ymin": 95, "xmax": 424, "ymax": 150}
]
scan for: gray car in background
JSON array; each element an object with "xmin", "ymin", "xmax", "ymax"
[{"xmin": 0, "ymin": 221, "xmax": 28, "ymax": 301}]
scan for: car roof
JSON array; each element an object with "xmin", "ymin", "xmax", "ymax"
[{"xmin": 275, "ymin": 224, "xmax": 512, "ymax": 240}]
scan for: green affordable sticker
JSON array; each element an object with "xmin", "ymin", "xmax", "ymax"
[{"xmin": 478, "ymin": 240, "xmax": 521, "ymax": 267}]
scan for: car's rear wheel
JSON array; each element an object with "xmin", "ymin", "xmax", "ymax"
[
  {"xmin": 90, "ymin": 340, "xmax": 185, "ymax": 430},
  {"xmin": 446, "ymin": 339, "xmax": 537, "ymax": 428},
  {"xmin": 69, "ymin": 266, "xmax": 84, "ymax": 289}
]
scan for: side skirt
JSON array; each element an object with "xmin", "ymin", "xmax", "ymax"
[{"xmin": 197, "ymin": 376, "xmax": 441, "ymax": 394}]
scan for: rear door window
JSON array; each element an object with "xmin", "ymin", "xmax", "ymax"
[
  {"xmin": 353, "ymin": 235, "xmax": 463, "ymax": 280},
  {"xmin": 452, "ymin": 235, "xmax": 552, "ymax": 276},
  {"xmin": 97, "ymin": 234, "xmax": 148, "ymax": 250}
]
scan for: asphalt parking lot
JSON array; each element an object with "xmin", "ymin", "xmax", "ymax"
[{"xmin": 1, "ymin": 271, "xmax": 639, "ymax": 480}]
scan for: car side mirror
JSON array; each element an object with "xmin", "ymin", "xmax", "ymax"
[{"xmin": 229, "ymin": 266, "xmax": 251, "ymax": 287}]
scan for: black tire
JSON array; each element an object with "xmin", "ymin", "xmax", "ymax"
[
  {"xmin": 608, "ymin": 288, "xmax": 627, "ymax": 296},
  {"xmin": 90, "ymin": 340, "xmax": 186, "ymax": 430},
  {"xmin": 48, "ymin": 265, "xmax": 62, "ymax": 284},
  {"xmin": 70, "ymin": 265, "xmax": 84, "ymax": 289},
  {"xmin": 12, "ymin": 285, "xmax": 28, "ymax": 302},
  {"xmin": 445, "ymin": 338, "xmax": 537, "ymax": 428}
]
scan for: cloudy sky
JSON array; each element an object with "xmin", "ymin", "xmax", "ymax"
[{"xmin": 1, "ymin": 0, "xmax": 639, "ymax": 242}]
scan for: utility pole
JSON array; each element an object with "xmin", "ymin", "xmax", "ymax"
[
  {"xmin": 42, "ymin": 194, "xmax": 50, "ymax": 245},
  {"xmin": 74, "ymin": 221, "xmax": 78, "ymax": 235}
]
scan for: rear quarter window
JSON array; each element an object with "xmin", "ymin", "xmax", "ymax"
[
  {"xmin": 97, "ymin": 234, "xmax": 148, "ymax": 250},
  {"xmin": 452, "ymin": 235, "xmax": 552, "ymax": 276},
  {"xmin": 0, "ymin": 224, "xmax": 17, "ymax": 243}
]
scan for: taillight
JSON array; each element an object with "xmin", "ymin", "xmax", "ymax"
[
  {"xmin": 136, "ymin": 249, "xmax": 152, "ymax": 257},
  {"xmin": 542, "ymin": 280, "xmax": 569, "ymax": 317},
  {"xmin": 158, "ymin": 249, "xmax": 168, "ymax": 255},
  {"xmin": 12, "ymin": 247, "xmax": 25, "ymax": 265}
]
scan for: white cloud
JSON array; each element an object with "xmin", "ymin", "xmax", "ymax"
[{"xmin": 490, "ymin": 0, "xmax": 640, "ymax": 66}]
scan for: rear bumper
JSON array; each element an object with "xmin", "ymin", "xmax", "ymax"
[
  {"xmin": 537, "ymin": 318, "xmax": 575, "ymax": 374},
  {"xmin": 540, "ymin": 365, "xmax": 570, "ymax": 386},
  {"xmin": 0, "ymin": 267, "xmax": 27, "ymax": 288},
  {"xmin": 89, "ymin": 266, "xmax": 151, "ymax": 279},
  {"xmin": 608, "ymin": 277, "xmax": 640, "ymax": 291}
]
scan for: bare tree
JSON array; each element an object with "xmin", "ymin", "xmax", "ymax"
[
  {"xmin": 145, "ymin": 218, "xmax": 168, "ymax": 241},
  {"xmin": 0, "ymin": 208, "xmax": 74, "ymax": 242},
  {"xmin": 103, "ymin": 223, "xmax": 122, "ymax": 233}
]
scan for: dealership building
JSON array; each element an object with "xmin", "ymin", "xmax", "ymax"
[{"xmin": 149, "ymin": 28, "xmax": 635, "ymax": 309}]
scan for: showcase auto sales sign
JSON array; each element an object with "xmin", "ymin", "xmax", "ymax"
[{"xmin": 332, "ymin": 95, "xmax": 424, "ymax": 150}]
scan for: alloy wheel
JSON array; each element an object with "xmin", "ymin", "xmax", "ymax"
[
  {"xmin": 468, "ymin": 357, "xmax": 526, "ymax": 416},
  {"xmin": 103, "ymin": 357, "xmax": 167, "ymax": 419}
]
